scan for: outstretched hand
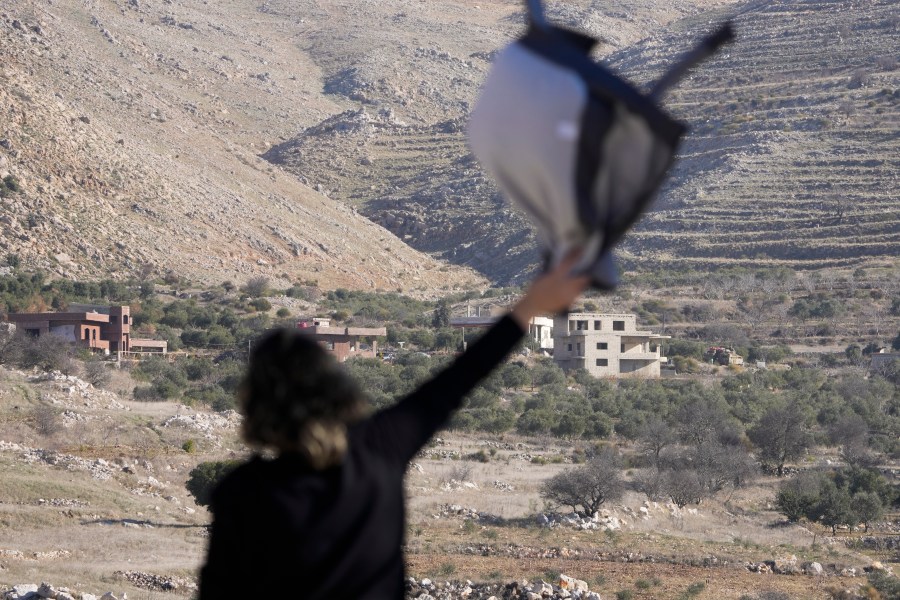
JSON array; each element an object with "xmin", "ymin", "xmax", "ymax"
[{"xmin": 510, "ymin": 252, "xmax": 590, "ymax": 331}]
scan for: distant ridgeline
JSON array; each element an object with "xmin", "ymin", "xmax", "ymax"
[{"xmin": 264, "ymin": 0, "xmax": 899, "ymax": 284}]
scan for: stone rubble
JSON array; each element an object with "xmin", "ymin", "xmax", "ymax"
[
  {"xmin": 0, "ymin": 582, "xmax": 124, "ymax": 600},
  {"xmin": 0, "ymin": 441, "xmax": 116, "ymax": 480},
  {"xmin": 160, "ymin": 410, "xmax": 240, "ymax": 441},
  {"xmin": 433, "ymin": 504, "xmax": 503, "ymax": 525},
  {"xmin": 404, "ymin": 576, "xmax": 604, "ymax": 600},
  {"xmin": 440, "ymin": 479, "xmax": 478, "ymax": 492},
  {"xmin": 28, "ymin": 371, "xmax": 127, "ymax": 411},
  {"xmin": 113, "ymin": 571, "xmax": 196, "ymax": 593}
]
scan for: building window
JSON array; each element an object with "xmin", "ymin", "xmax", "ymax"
[
  {"xmin": 621, "ymin": 343, "xmax": 626, "ymax": 353},
  {"xmin": 123, "ymin": 315, "xmax": 129, "ymax": 324},
  {"xmin": 567, "ymin": 344, "xmax": 573, "ymax": 352},
  {"xmin": 613, "ymin": 320, "xmax": 625, "ymax": 331},
  {"xmin": 597, "ymin": 342, "xmax": 608, "ymax": 350},
  {"xmin": 575, "ymin": 320, "xmax": 588, "ymax": 330},
  {"xmin": 596, "ymin": 359, "xmax": 608, "ymax": 367},
  {"xmin": 593, "ymin": 320, "xmax": 601, "ymax": 330}
]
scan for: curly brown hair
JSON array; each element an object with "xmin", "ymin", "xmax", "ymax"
[{"xmin": 239, "ymin": 329, "xmax": 367, "ymax": 469}]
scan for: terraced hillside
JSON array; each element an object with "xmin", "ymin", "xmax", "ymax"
[
  {"xmin": 621, "ymin": 0, "xmax": 900, "ymax": 271},
  {"xmin": 266, "ymin": 0, "xmax": 899, "ymax": 284}
]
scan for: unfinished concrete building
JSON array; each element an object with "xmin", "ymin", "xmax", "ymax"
[
  {"xmin": 553, "ymin": 312, "xmax": 669, "ymax": 378},
  {"xmin": 297, "ymin": 317, "xmax": 386, "ymax": 363}
]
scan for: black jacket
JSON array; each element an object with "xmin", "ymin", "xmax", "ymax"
[{"xmin": 199, "ymin": 316, "xmax": 523, "ymax": 599}]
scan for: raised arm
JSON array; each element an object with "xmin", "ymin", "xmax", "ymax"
[{"xmin": 364, "ymin": 253, "xmax": 590, "ymax": 464}]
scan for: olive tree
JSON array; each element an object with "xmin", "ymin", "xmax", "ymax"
[
  {"xmin": 748, "ymin": 402, "xmax": 811, "ymax": 476},
  {"xmin": 541, "ymin": 447, "xmax": 624, "ymax": 517},
  {"xmin": 850, "ymin": 491, "xmax": 883, "ymax": 533}
]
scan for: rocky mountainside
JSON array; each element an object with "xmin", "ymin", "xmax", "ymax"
[
  {"xmin": 620, "ymin": 0, "xmax": 900, "ymax": 271},
  {"xmin": 2, "ymin": 0, "xmax": 895, "ymax": 289},
  {"xmin": 0, "ymin": 0, "xmax": 484, "ymax": 292},
  {"xmin": 265, "ymin": 0, "xmax": 898, "ymax": 283}
]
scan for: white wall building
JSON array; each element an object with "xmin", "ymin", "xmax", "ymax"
[
  {"xmin": 553, "ymin": 312, "xmax": 669, "ymax": 378},
  {"xmin": 450, "ymin": 314, "xmax": 555, "ymax": 352},
  {"xmin": 528, "ymin": 316, "xmax": 554, "ymax": 351}
]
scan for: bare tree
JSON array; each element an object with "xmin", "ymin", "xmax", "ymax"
[
  {"xmin": 84, "ymin": 356, "xmax": 112, "ymax": 388},
  {"xmin": 795, "ymin": 272, "xmax": 818, "ymax": 294},
  {"xmin": 849, "ymin": 68, "xmax": 871, "ymax": 89},
  {"xmin": 634, "ymin": 468, "xmax": 667, "ymax": 501},
  {"xmin": 875, "ymin": 55, "xmax": 897, "ymax": 72},
  {"xmin": 31, "ymin": 403, "xmax": 61, "ymax": 436},
  {"xmin": 661, "ymin": 468, "xmax": 704, "ymax": 508},
  {"xmin": 829, "ymin": 414, "xmax": 875, "ymax": 467},
  {"xmin": 638, "ymin": 417, "xmax": 675, "ymax": 468},
  {"xmin": 676, "ymin": 398, "xmax": 739, "ymax": 449},
  {"xmin": 242, "ymin": 276, "xmax": 270, "ymax": 298},
  {"xmin": 820, "ymin": 270, "xmax": 838, "ymax": 292},
  {"xmin": 541, "ymin": 448, "xmax": 624, "ymax": 517}
]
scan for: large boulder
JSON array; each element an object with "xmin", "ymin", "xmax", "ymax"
[
  {"xmin": 804, "ymin": 562, "xmax": 824, "ymax": 576},
  {"xmin": 559, "ymin": 575, "xmax": 589, "ymax": 592},
  {"xmin": 5, "ymin": 585, "xmax": 39, "ymax": 600}
]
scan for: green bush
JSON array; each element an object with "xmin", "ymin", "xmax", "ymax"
[
  {"xmin": 866, "ymin": 571, "xmax": 900, "ymax": 599},
  {"xmin": 186, "ymin": 460, "xmax": 242, "ymax": 507},
  {"xmin": 0, "ymin": 175, "xmax": 21, "ymax": 198},
  {"xmin": 250, "ymin": 298, "xmax": 272, "ymax": 312},
  {"xmin": 182, "ymin": 439, "xmax": 196, "ymax": 453}
]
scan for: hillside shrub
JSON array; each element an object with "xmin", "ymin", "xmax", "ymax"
[
  {"xmin": 186, "ymin": 460, "xmax": 242, "ymax": 507},
  {"xmin": 241, "ymin": 276, "xmax": 270, "ymax": 298},
  {"xmin": 250, "ymin": 298, "xmax": 272, "ymax": 312}
]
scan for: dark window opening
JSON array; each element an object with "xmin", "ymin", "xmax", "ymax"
[
  {"xmin": 567, "ymin": 344, "xmax": 573, "ymax": 352},
  {"xmin": 593, "ymin": 320, "xmax": 601, "ymax": 330},
  {"xmin": 596, "ymin": 359, "xmax": 608, "ymax": 367},
  {"xmin": 597, "ymin": 342, "xmax": 608, "ymax": 350},
  {"xmin": 621, "ymin": 344, "xmax": 626, "ymax": 353},
  {"xmin": 613, "ymin": 320, "xmax": 625, "ymax": 331}
]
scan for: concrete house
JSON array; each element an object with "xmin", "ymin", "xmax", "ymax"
[
  {"xmin": 450, "ymin": 314, "xmax": 554, "ymax": 352},
  {"xmin": 297, "ymin": 317, "xmax": 386, "ymax": 363},
  {"xmin": 553, "ymin": 312, "xmax": 669, "ymax": 378}
]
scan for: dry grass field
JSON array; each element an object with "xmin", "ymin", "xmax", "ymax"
[{"xmin": 1, "ymin": 363, "xmax": 894, "ymax": 600}]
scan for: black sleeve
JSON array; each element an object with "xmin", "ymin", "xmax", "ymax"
[{"xmin": 363, "ymin": 315, "xmax": 525, "ymax": 465}]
